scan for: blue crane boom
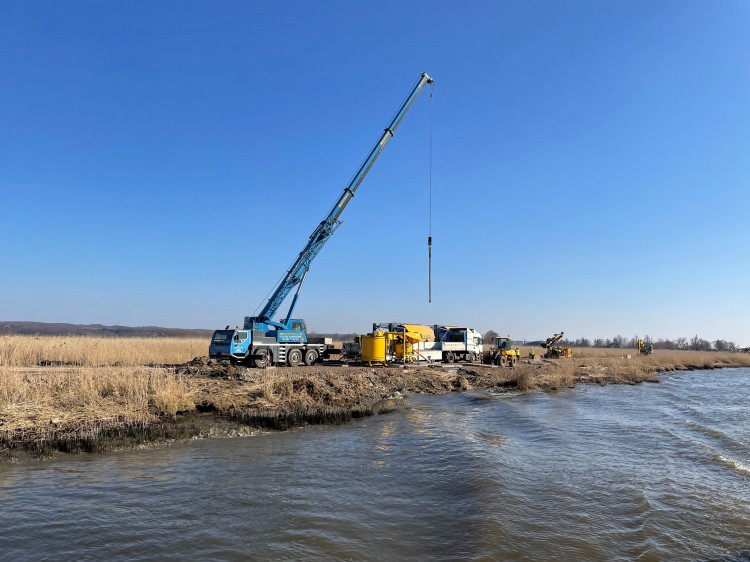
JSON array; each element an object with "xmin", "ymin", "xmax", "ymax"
[{"xmin": 256, "ymin": 71, "xmax": 434, "ymax": 328}]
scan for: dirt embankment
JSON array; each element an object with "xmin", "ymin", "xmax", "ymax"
[{"xmin": 2, "ymin": 353, "xmax": 746, "ymax": 460}]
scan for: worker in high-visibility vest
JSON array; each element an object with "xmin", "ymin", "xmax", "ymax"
[
  {"xmin": 529, "ymin": 348, "xmax": 536, "ymax": 359},
  {"xmin": 515, "ymin": 348, "xmax": 521, "ymax": 360}
]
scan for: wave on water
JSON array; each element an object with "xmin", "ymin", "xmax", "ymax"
[
  {"xmin": 685, "ymin": 420, "xmax": 739, "ymax": 449},
  {"xmin": 714, "ymin": 454, "xmax": 750, "ymax": 476}
]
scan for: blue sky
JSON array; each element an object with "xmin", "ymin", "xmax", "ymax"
[{"xmin": 1, "ymin": 1, "xmax": 748, "ymax": 344}]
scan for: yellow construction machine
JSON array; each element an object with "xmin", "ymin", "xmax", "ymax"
[
  {"xmin": 484, "ymin": 336, "xmax": 519, "ymax": 367},
  {"xmin": 637, "ymin": 339, "xmax": 653, "ymax": 355},
  {"xmin": 541, "ymin": 332, "xmax": 572, "ymax": 359}
]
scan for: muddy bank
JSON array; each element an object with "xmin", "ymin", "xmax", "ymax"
[{"xmin": 1, "ymin": 355, "xmax": 740, "ymax": 460}]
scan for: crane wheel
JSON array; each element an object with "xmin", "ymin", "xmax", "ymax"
[
  {"xmin": 254, "ymin": 348, "xmax": 269, "ymax": 368},
  {"xmin": 511, "ymin": 356, "xmax": 517, "ymax": 367},
  {"xmin": 287, "ymin": 348, "xmax": 303, "ymax": 367},
  {"xmin": 500, "ymin": 355, "xmax": 508, "ymax": 367},
  {"xmin": 304, "ymin": 349, "xmax": 319, "ymax": 366}
]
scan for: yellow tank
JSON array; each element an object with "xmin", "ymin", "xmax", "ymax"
[
  {"xmin": 398, "ymin": 324, "xmax": 435, "ymax": 343},
  {"xmin": 393, "ymin": 341, "xmax": 417, "ymax": 360},
  {"xmin": 361, "ymin": 334, "xmax": 387, "ymax": 363}
]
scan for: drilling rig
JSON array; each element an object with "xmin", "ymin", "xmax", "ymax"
[{"xmin": 541, "ymin": 331, "xmax": 572, "ymax": 359}]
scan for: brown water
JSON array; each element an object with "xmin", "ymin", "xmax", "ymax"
[{"xmin": 1, "ymin": 368, "xmax": 749, "ymax": 560}]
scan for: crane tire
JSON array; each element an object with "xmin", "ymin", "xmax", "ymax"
[
  {"xmin": 254, "ymin": 348, "xmax": 269, "ymax": 368},
  {"xmin": 287, "ymin": 348, "xmax": 303, "ymax": 367},
  {"xmin": 304, "ymin": 349, "xmax": 319, "ymax": 366}
]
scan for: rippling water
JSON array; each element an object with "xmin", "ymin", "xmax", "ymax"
[{"xmin": 1, "ymin": 368, "xmax": 749, "ymax": 560}]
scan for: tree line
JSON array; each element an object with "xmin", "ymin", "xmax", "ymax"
[{"xmin": 483, "ymin": 331, "xmax": 744, "ymax": 353}]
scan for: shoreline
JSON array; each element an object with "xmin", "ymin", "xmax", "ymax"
[{"xmin": 2, "ymin": 355, "xmax": 749, "ymax": 461}]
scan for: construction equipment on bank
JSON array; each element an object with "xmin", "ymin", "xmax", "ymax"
[
  {"xmin": 208, "ymin": 72, "xmax": 434, "ymax": 366},
  {"xmin": 637, "ymin": 339, "xmax": 653, "ymax": 355},
  {"xmin": 484, "ymin": 336, "xmax": 519, "ymax": 367},
  {"xmin": 541, "ymin": 331, "xmax": 573, "ymax": 359},
  {"xmin": 360, "ymin": 323, "xmax": 483, "ymax": 365}
]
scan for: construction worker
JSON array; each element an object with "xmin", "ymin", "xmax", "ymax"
[
  {"xmin": 529, "ymin": 348, "xmax": 536, "ymax": 360},
  {"xmin": 515, "ymin": 348, "xmax": 520, "ymax": 361}
]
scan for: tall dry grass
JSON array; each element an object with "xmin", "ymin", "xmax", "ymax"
[
  {"xmin": 0, "ymin": 365, "xmax": 194, "ymax": 434},
  {"xmin": 0, "ymin": 336, "xmax": 207, "ymax": 367},
  {"xmin": 484, "ymin": 348, "xmax": 750, "ymax": 393},
  {"xmin": 567, "ymin": 347, "xmax": 750, "ymax": 363}
]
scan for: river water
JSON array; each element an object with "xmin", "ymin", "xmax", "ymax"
[{"xmin": 1, "ymin": 368, "xmax": 749, "ymax": 561}]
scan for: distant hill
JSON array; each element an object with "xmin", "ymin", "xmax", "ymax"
[{"xmin": 0, "ymin": 321, "xmax": 213, "ymax": 339}]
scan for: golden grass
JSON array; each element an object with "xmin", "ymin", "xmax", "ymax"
[
  {"xmin": 0, "ymin": 335, "xmax": 207, "ymax": 367},
  {"xmin": 0, "ymin": 365, "xmax": 194, "ymax": 435},
  {"xmin": 477, "ymin": 348, "xmax": 750, "ymax": 393},
  {"xmin": 2, "ymin": 337, "xmax": 749, "ymax": 455}
]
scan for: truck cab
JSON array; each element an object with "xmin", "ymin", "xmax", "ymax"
[
  {"xmin": 208, "ymin": 329, "xmax": 234, "ymax": 358},
  {"xmin": 496, "ymin": 337, "xmax": 512, "ymax": 350},
  {"xmin": 209, "ymin": 317, "xmax": 314, "ymax": 365}
]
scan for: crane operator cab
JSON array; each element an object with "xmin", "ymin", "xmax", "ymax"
[{"xmin": 209, "ymin": 318, "xmax": 310, "ymax": 363}]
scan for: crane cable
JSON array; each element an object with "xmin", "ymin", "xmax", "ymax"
[{"xmin": 428, "ymin": 81, "xmax": 434, "ymax": 303}]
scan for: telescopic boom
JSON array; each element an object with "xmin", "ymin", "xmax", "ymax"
[{"xmin": 255, "ymin": 72, "xmax": 434, "ymax": 328}]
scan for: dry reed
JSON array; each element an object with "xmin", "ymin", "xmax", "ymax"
[
  {"xmin": 0, "ymin": 335, "xmax": 207, "ymax": 367},
  {"xmin": 0, "ymin": 365, "xmax": 194, "ymax": 436}
]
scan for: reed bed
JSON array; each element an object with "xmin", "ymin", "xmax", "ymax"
[
  {"xmin": 0, "ymin": 365, "xmax": 194, "ymax": 436},
  {"xmin": 2, "ymin": 339, "xmax": 749, "ymax": 457},
  {"xmin": 0, "ymin": 336, "xmax": 207, "ymax": 367}
]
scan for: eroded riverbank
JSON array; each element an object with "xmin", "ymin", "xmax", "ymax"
[{"xmin": 2, "ymin": 351, "xmax": 750, "ymax": 460}]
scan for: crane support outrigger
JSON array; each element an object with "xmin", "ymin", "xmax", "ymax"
[{"xmin": 209, "ymin": 72, "xmax": 434, "ymax": 367}]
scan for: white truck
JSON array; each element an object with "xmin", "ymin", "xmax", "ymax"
[{"xmin": 414, "ymin": 325, "xmax": 484, "ymax": 363}]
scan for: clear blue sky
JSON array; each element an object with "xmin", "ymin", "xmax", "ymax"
[{"xmin": 1, "ymin": 1, "xmax": 748, "ymax": 345}]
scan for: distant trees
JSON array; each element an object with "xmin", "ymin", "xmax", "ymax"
[
  {"xmin": 711, "ymin": 339, "xmax": 736, "ymax": 352},
  {"xmin": 654, "ymin": 338, "xmax": 677, "ymax": 350},
  {"xmin": 582, "ymin": 334, "xmax": 739, "ymax": 352},
  {"xmin": 689, "ymin": 335, "xmax": 712, "ymax": 351},
  {"xmin": 488, "ymin": 327, "xmax": 741, "ymax": 351}
]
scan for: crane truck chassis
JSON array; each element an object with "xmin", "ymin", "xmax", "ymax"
[{"xmin": 209, "ymin": 72, "xmax": 434, "ymax": 366}]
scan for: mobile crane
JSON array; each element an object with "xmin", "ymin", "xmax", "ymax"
[{"xmin": 209, "ymin": 72, "xmax": 434, "ymax": 367}]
